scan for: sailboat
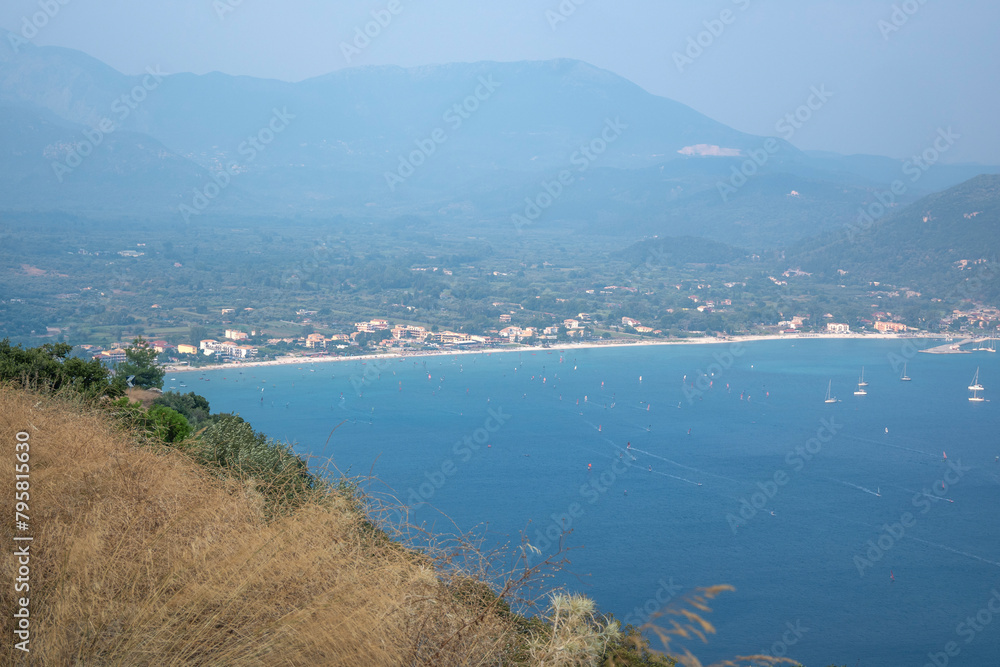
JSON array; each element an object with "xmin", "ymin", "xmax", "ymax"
[
  {"xmin": 969, "ymin": 367, "xmax": 984, "ymax": 392},
  {"xmin": 974, "ymin": 337, "xmax": 997, "ymax": 352},
  {"xmin": 824, "ymin": 380, "xmax": 839, "ymax": 404},
  {"xmin": 900, "ymin": 363, "xmax": 911, "ymax": 381},
  {"xmin": 854, "ymin": 373, "xmax": 867, "ymax": 396},
  {"xmin": 969, "ymin": 367, "xmax": 985, "ymax": 402}
]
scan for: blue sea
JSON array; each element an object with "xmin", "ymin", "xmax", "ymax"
[{"xmin": 181, "ymin": 339, "xmax": 1000, "ymax": 667}]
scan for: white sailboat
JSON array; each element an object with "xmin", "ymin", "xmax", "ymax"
[
  {"xmin": 969, "ymin": 367, "xmax": 985, "ymax": 402},
  {"xmin": 854, "ymin": 372, "xmax": 867, "ymax": 396},
  {"xmin": 969, "ymin": 367, "xmax": 984, "ymax": 392},
  {"xmin": 824, "ymin": 380, "xmax": 839, "ymax": 403},
  {"xmin": 900, "ymin": 363, "xmax": 911, "ymax": 381},
  {"xmin": 975, "ymin": 337, "xmax": 996, "ymax": 352}
]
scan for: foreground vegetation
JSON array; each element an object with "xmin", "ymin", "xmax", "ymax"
[{"xmin": 0, "ymin": 340, "xmax": 842, "ymax": 665}]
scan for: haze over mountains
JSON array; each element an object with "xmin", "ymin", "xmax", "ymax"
[{"xmin": 2, "ymin": 29, "xmax": 997, "ymax": 249}]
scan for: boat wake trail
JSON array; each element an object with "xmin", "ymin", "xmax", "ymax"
[
  {"xmin": 649, "ymin": 469, "xmax": 702, "ymax": 486},
  {"xmin": 653, "ymin": 470, "xmax": 701, "ymax": 486},
  {"xmin": 896, "ymin": 486, "xmax": 955, "ymax": 504},
  {"xmin": 627, "ymin": 447, "xmax": 741, "ymax": 485},
  {"xmin": 909, "ymin": 537, "xmax": 1000, "ymax": 568},
  {"xmin": 843, "ymin": 435, "xmax": 935, "ymax": 458},
  {"xmin": 824, "ymin": 477, "xmax": 882, "ymax": 497}
]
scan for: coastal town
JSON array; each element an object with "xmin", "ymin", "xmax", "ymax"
[{"xmin": 76, "ymin": 300, "xmax": 1000, "ymax": 371}]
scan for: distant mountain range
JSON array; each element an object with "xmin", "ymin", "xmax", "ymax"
[{"xmin": 1, "ymin": 28, "xmax": 997, "ymax": 248}]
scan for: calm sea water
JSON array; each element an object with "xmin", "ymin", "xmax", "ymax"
[{"xmin": 183, "ymin": 339, "xmax": 1000, "ymax": 667}]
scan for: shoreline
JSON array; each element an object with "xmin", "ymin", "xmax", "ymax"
[{"xmin": 162, "ymin": 332, "xmax": 948, "ymax": 374}]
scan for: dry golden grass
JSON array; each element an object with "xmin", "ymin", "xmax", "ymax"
[
  {"xmin": 0, "ymin": 386, "xmax": 522, "ymax": 666},
  {"xmin": 634, "ymin": 587, "xmax": 800, "ymax": 667},
  {"xmin": 124, "ymin": 387, "xmax": 162, "ymax": 409}
]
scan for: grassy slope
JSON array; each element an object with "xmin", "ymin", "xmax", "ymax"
[{"xmin": 0, "ymin": 386, "xmax": 519, "ymax": 666}]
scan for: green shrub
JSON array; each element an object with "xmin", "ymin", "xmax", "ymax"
[
  {"xmin": 147, "ymin": 405, "xmax": 192, "ymax": 443},
  {"xmin": 196, "ymin": 414, "xmax": 317, "ymax": 513},
  {"xmin": 152, "ymin": 391, "xmax": 212, "ymax": 427}
]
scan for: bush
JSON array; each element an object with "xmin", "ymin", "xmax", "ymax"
[
  {"xmin": 196, "ymin": 414, "xmax": 317, "ymax": 513},
  {"xmin": 152, "ymin": 391, "xmax": 212, "ymax": 427},
  {"xmin": 147, "ymin": 405, "xmax": 192, "ymax": 443}
]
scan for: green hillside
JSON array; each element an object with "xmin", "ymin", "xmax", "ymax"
[{"xmin": 789, "ymin": 174, "xmax": 1000, "ymax": 304}]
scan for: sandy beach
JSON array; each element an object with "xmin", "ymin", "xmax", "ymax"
[{"xmin": 162, "ymin": 332, "xmax": 945, "ymax": 374}]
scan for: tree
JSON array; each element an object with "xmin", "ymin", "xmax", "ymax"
[
  {"xmin": 0, "ymin": 339, "xmax": 124, "ymax": 399},
  {"xmin": 189, "ymin": 326, "xmax": 209, "ymax": 346},
  {"xmin": 116, "ymin": 337, "xmax": 165, "ymax": 390},
  {"xmin": 354, "ymin": 329, "xmax": 391, "ymax": 347}
]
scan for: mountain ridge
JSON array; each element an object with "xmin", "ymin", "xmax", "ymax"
[{"xmin": 1, "ymin": 35, "xmax": 998, "ymax": 248}]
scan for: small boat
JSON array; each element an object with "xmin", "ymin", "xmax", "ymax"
[
  {"xmin": 900, "ymin": 363, "xmax": 911, "ymax": 381},
  {"xmin": 824, "ymin": 380, "xmax": 838, "ymax": 404},
  {"xmin": 858, "ymin": 366, "xmax": 868, "ymax": 387}
]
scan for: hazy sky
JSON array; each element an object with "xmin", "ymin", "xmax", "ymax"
[{"xmin": 3, "ymin": 0, "xmax": 997, "ymax": 163}]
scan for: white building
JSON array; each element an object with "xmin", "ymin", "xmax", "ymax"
[{"xmin": 355, "ymin": 319, "xmax": 390, "ymax": 333}]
